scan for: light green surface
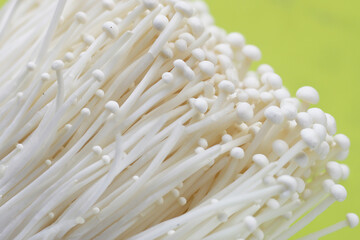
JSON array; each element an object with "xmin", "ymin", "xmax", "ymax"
[
  {"xmin": 205, "ymin": 0, "xmax": 360, "ymax": 239},
  {"xmin": 0, "ymin": 0, "xmax": 358, "ymax": 239}
]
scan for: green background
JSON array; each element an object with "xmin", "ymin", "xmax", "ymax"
[
  {"xmin": 205, "ymin": 0, "xmax": 359, "ymax": 239},
  {"xmin": 0, "ymin": 0, "xmax": 358, "ymax": 239}
]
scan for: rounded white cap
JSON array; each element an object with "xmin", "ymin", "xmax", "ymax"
[
  {"xmin": 346, "ymin": 213, "xmax": 359, "ymax": 228},
  {"xmin": 244, "ymin": 216, "xmax": 257, "ymax": 232},
  {"xmin": 174, "ymin": 2, "xmax": 194, "ymax": 18},
  {"xmin": 199, "ymin": 61, "xmax": 215, "ymax": 77},
  {"xmin": 92, "ymin": 69, "xmax": 105, "ymax": 82},
  {"xmin": 278, "ymin": 175, "xmax": 297, "ymax": 192},
  {"xmin": 243, "ymin": 76, "xmax": 260, "ymax": 89},
  {"xmin": 193, "ymin": 98, "xmax": 208, "ymax": 114},
  {"xmin": 313, "ymin": 123, "xmax": 327, "ymax": 142},
  {"xmin": 105, "ymin": 101, "xmax": 119, "ymax": 113},
  {"xmin": 51, "ymin": 60, "xmax": 64, "ymax": 71},
  {"xmin": 191, "ymin": 48, "xmax": 205, "ymax": 61},
  {"xmin": 81, "ymin": 108, "xmax": 91, "ymax": 117},
  {"xmin": 153, "ymin": 15, "xmax": 168, "ymax": 31},
  {"xmin": 230, "ymin": 147, "xmax": 245, "ymax": 159},
  {"xmin": 296, "ymin": 86, "xmax": 319, "ymax": 104},
  {"xmin": 326, "ymin": 161, "xmax": 342, "ymax": 180},
  {"xmin": 272, "ymin": 139, "xmax": 289, "ymax": 156},
  {"xmin": 301, "ymin": 128, "xmax": 320, "ymax": 149},
  {"xmin": 143, "ymin": 0, "xmax": 158, "ymax": 10},
  {"xmin": 308, "ymin": 108, "xmax": 327, "ymax": 126},
  {"xmin": 187, "ymin": 17, "xmax": 204, "ymax": 36},
  {"xmin": 281, "ymin": 104, "xmax": 297, "ymax": 120},
  {"xmin": 330, "ymin": 184, "xmax": 347, "ymax": 202},
  {"xmin": 334, "ymin": 134, "xmax": 350, "ymax": 150},
  {"xmin": 236, "ymin": 102, "xmax": 253, "ymax": 122},
  {"xmin": 218, "ymin": 80, "xmax": 235, "ymax": 94},
  {"xmin": 102, "ymin": 21, "xmax": 119, "ymax": 38},
  {"xmin": 264, "ymin": 106, "xmax": 284, "ymax": 124},
  {"xmin": 323, "ymin": 179, "xmax": 335, "ymax": 193},
  {"xmin": 227, "ymin": 32, "xmax": 245, "ymax": 48},
  {"xmin": 75, "ymin": 12, "xmax": 88, "ymax": 24},
  {"xmin": 103, "ymin": 0, "xmax": 115, "ymax": 10},
  {"xmin": 296, "ymin": 112, "xmax": 313, "ymax": 128},
  {"xmin": 242, "ymin": 45, "xmax": 261, "ymax": 61},
  {"xmin": 265, "ymin": 73, "xmax": 282, "ymax": 89},
  {"xmin": 257, "ymin": 64, "xmax": 274, "ymax": 75},
  {"xmin": 252, "ymin": 154, "xmax": 269, "ymax": 167}
]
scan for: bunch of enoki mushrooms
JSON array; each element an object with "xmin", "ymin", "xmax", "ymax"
[{"xmin": 0, "ymin": 0, "xmax": 357, "ymax": 239}]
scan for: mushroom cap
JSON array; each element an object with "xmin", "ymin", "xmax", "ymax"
[
  {"xmin": 330, "ymin": 184, "xmax": 347, "ymax": 202},
  {"xmin": 296, "ymin": 86, "xmax": 319, "ymax": 104},
  {"xmin": 346, "ymin": 213, "xmax": 359, "ymax": 228},
  {"xmin": 264, "ymin": 106, "xmax": 284, "ymax": 124},
  {"xmin": 242, "ymin": 45, "xmax": 262, "ymax": 61},
  {"xmin": 236, "ymin": 102, "xmax": 253, "ymax": 122}
]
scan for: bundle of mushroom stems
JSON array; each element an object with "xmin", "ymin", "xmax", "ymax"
[{"xmin": 0, "ymin": 0, "xmax": 357, "ymax": 239}]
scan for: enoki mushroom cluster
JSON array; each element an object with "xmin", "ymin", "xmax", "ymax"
[{"xmin": 0, "ymin": 0, "xmax": 357, "ymax": 239}]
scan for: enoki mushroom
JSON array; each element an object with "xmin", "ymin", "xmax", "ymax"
[{"xmin": 0, "ymin": 0, "xmax": 357, "ymax": 239}]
